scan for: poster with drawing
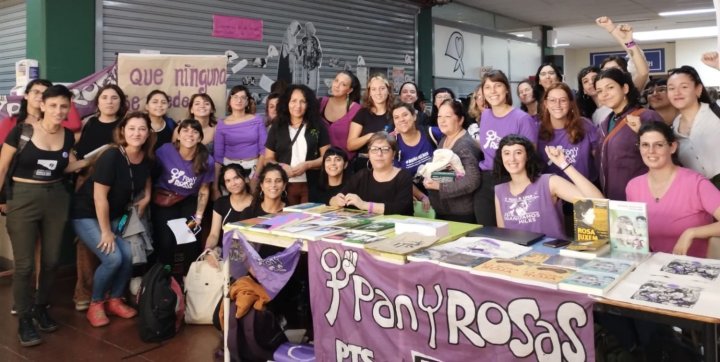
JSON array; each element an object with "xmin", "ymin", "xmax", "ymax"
[{"xmin": 276, "ymin": 20, "xmax": 323, "ymax": 91}]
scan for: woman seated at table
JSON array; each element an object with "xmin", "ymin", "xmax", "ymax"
[
  {"xmin": 243, "ymin": 162, "xmax": 289, "ymax": 218},
  {"xmin": 423, "ymin": 99, "xmax": 481, "ymax": 223},
  {"xmin": 330, "ymin": 132, "xmax": 413, "ymax": 216},
  {"xmin": 493, "ymin": 135, "xmax": 603, "ymax": 239},
  {"xmin": 204, "ymin": 164, "xmax": 253, "ymax": 254},
  {"xmin": 310, "ymin": 146, "xmax": 349, "ymax": 205},
  {"xmin": 626, "ymin": 121, "xmax": 720, "ymax": 257}
]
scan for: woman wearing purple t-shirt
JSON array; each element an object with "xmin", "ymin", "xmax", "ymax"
[
  {"xmin": 537, "ymin": 83, "xmax": 599, "ymax": 182},
  {"xmin": 320, "ymin": 70, "xmax": 362, "ymax": 160},
  {"xmin": 213, "ymin": 85, "xmax": 267, "ymax": 198},
  {"xmin": 473, "ymin": 70, "xmax": 538, "ymax": 226},
  {"xmin": 152, "ymin": 119, "xmax": 214, "ymax": 278},
  {"xmin": 493, "ymin": 135, "xmax": 603, "ymax": 239}
]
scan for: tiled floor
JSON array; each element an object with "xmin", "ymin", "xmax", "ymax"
[{"xmin": 0, "ymin": 269, "xmax": 220, "ymax": 361}]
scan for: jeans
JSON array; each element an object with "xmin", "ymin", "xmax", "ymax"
[{"xmin": 72, "ymin": 218, "xmax": 132, "ymax": 302}]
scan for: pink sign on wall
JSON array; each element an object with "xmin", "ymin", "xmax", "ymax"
[{"xmin": 212, "ymin": 14, "xmax": 263, "ymax": 41}]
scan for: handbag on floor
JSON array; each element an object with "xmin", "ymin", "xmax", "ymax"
[{"xmin": 184, "ymin": 249, "xmax": 224, "ymax": 324}]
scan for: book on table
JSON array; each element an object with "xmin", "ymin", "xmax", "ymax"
[
  {"xmin": 558, "ymin": 270, "xmax": 620, "ymax": 296},
  {"xmin": 608, "ymin": 200, "xmax": 649, "ymax": 253},
  {"xmin": 573, "ymin": 198, "xmax": 610, "ymax": 243},
  {"xmin": 406, "ymin": 236, "xmax": 531, "ymax": 264},
  {"xmin": 321, "ymin": 209, "xmax": 373, "ymax": 219},
  {"xmin": 468, "ymin": 226, "xmax": 545, "ymax": 246},
  {"xmin": 365, "ymin": 233, "xmax": 439, "ymax": 264},
  {"xmin": 394, "ymin": 218, "xmax": 449, "ymax": 238},
  {"xmin": 228, "ymin": 217, "xmax": 268, "ymax": 230},
  {"xmin": 282, "ymin": 202, "xmax": 325, "ymax": 212},
  {"xmin": 272, "ymin": 217, "xmax": 345, "ymax": 238},
  {"xmin": 559, "ymin": 242, "xmax": 611, "ymax": 260},
  {"xmin": 472, "ymin": 259, "xmax": 573, "ymax": 289},
  {"xmin": 249, "ymin": 212, "xmax": 315, "ymax": 233},
  {"xmin": 515, "ymin": 251, "xmax": 553, "ymax": 264},
  {"xmin": 302, "ymin": 204, "xmax": 342, "ymax": 215},
  {"xmin": 321, "ymin": 231, "xmax": 386, "ymax": 248},
  {"xmin": 333, "ymin": 218, "xmax": 373, "ymax": 230},
  {"xmin": 352, "ymin": 221, "xmax": 396, "ymax": 236},
  {"xmin": 437, "ymin": 254, "xmax": 491, "ymax": 271},
  {"xmin": 542, "ymin": 254, "xmax": 589, "ymax": 270},
  {"xmin": 291, "ymin": 225, "xmax": 347, "ymax": 241}
]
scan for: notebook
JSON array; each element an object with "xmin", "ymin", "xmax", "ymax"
[{"xmin": 468, "ymin": 226, "xmax": 545, "ymax": 246}]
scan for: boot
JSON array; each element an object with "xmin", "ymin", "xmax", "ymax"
[
  {"xmin": 18, "ymin": 314, "xmax": 42, "ymax": 347},
  {"xmin": 87, "ymin": 301, "xmax": 110, "ymax": 327},
  {"xmin": 106, "ymin": 298, "xmax": 137, "ymax": 319},
  {"xmin": 31, "ymin": 304, "xmax": 58, "ymax": 332}
]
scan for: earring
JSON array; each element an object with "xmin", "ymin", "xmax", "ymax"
[
  {"xmin": 259, "ymin": 190, "xmax": 264, "ymax": 199},
  {"xmin": 282, "ymin": 190, "xmax": 288, "ymax": 199},
  {"xmin": 366, "ymin": 159, "xmax": 371, "ymax": 170}
]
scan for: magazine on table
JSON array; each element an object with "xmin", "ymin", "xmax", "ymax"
[{"xmin": 608, "ymin": 200, "xmax": 649, "ymax": 253}]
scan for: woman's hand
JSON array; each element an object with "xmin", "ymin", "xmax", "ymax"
[
  {"xmin": 702, "ymin": 51, "xmax": 720, "ymax": 70},
  {"xmin": 343, "ymin": 193, "xmax": 367, "ymax": 210},
  {"xmin": 673, "ymin": 229, "xmax": 695, "ymax": 255},
  {"xmin": 206, "ymin": 250, "xmax": 221, "ymax": 269},
  {"xmin": 135, "ymin": 198, "xmax": 150, "ymax": 218},
  {"xmin": 420, "ymin": 195, "xmax": 431, "ymax": 212},
  {"xmin": 290, "ymin": 162, "xmax": 308, "ymax": 177},
  {"xmin": 595, "ymin": 16, "xmax": 615, "ymax": 32},
  {"xmin": 279, "ymin": 163, "xmax": 295, "ymax": 178},
  {"xmin": 423, "ymin": 178, "xmax": 440, "ymax": 191},
  {"xmin": 544, "ymin": 145, "xmax": 568, "ymax": 167},
  {"xmin": 329, "ymin": 193, "xmax": 347, "ymax": 207},
  {"xmin": 0, "ymin": 203, "xmax": 6, "ymax": 215},
  {"xmin": 98, "ymin": 231, "xmax": 116, "ymax": 255}
]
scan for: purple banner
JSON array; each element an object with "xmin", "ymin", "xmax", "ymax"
[
  {"xmin": 308, "ymin": 241, "xmax": 595, "ymax": 361},
  {"xmin": 0, "ymin": 63, "xmax": 117, "ymax": 121}
]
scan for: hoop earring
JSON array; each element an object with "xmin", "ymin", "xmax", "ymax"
[{"xmin": 366, "ymin": 159, "xmax": 371, "ymax": 170}]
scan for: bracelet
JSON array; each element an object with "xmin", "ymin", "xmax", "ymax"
[
  {"xmin": 194, "ymin": 213, "xmax": 203, "ymax": 220},
  {"xmin": 561, "ymin": 163, "xmax": 572, "ymax": 172},
  {"xmin": 624, "ymin": 40, "xmax": 636, "ymax": 49},
  {"xmin": 368, "ymin": 202, "xmax": 374, "ymax": 214}
]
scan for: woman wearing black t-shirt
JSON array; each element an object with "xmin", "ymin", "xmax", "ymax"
[
  {"xmin": 204, "ymin": 163, "xmax": 253, "ymax": 267},
  {"xmin": 310, "ymin": 146, "xmax": 348, "ymax": 204},
  {"xmin": 71, "ymin": 111, "xmax": 155, "ymax": 328},
  {"xmin": 347, "ymin": 74, "xmax": 394, "ymax": 172},
  {"xmin": 0, "ymin": 85, "xmax": 88, "ymax": 346},
  {"xmin": 145, "ymin": 90, "xmax": 175, "ymax": 150}
]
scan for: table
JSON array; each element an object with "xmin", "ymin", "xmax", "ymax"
[{"xmin": 595, "ymin": 298, "xmax": 719, "ymax": 362}]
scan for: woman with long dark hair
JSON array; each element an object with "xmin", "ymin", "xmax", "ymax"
[
  {"xmin": 310, "ymin": 146, "xmax": 349, "ymax": 205},
  {"xmin": 75, "ymin": 84, "xmax": 129, "ymax": 160},
  {"xmin": 320, "ymin": 70, "xmax": 362, "ymax": 159},
  {"xmin": 186, "ymin": 93, "xmax": 217, "ymax": 152},
  {"xmin": 398, "ymin": 81, "xmax": 430, "ymax": 127},
  {"xmin": 144, "ymin": 90, "xmax": 175, "ymax": 150},
  {"xmin": 428, "ymin": 87, "xmax": 455, "ymax": 127},
  {"xmin": 265, "ymin": 84, "xmax": 330, "ymax": 205},
  {"xmin": 152, "ymin": 119, "xmax": 214, "ymax": 278},
  {"xmin": 594, "ymin": 68, "xmax": 663, "ymax": 200}
]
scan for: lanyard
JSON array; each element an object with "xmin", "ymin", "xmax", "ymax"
[{"xmin": 117, "ymin": 146, "xmax": 135, "ymax": 208}]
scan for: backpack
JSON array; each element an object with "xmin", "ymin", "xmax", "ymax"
[
  {"xmin": 136, "ymin": 263, "xmax": 185, "ymax": 343},
  {"xmin": 226, "ymin": 302, "xmax": 288, "ymax": 362}
]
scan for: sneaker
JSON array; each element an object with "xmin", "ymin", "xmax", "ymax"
[
  {"xmin": 11, "ymin": 304, "xmax": 16, "ymax": 315},
  {"xmin": 87, "ymin": 301, "xmax": 109, "ymax": 327},
  {"xmin": 106, "ymin": 298, "xmax": 137, "ymax": 319},
  {"xmin": 18, "ymin": 314, "xmax": 42, "ymax": 347},
  {"xmin": 31, "ymin": 305, "xmax": 58, "ymax": 333},
  {"xmin": 75, "ymin": 300, "xmax": 90, "ymax": 311}
]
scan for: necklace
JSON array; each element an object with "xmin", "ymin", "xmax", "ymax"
[
  {"xmin": 40, "ymin": 122, "xmax": 60, "ymax": 134},
  {"xmin": 444, "ymin": 129, "xmax": 465, "ymax": 149}
]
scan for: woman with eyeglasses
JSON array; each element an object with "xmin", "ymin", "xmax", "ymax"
[
  {"xmin": 538, "ymin": 83, "xmax": 599, "ymax": 182},
  {"xmin": 423, "ymin": 100, "xmax": 481, "ymax": 223},
  {"xmin": 642, "ymin": 79, "xmax": 676, "ymax": 125},
  {"xmin": 626, "ymin": 122, "xmax": 720, "ymax": 257},
  {"xmin": 594, "ymin": 68, "xmax": 663, "ymax": 201},
  {"xmin": 429, "ymin": 87, "xmax": 455, "ymax": 127},
  {"xmin": 213, "ymin": 85, "xmax": 266, "ymax": 198},
  {"xmin": 494, "ymin": 135, "xmax": 603, "ymax": 239},
  {"xmin": 320, "ymin": 70, "xmax": 362, "ymax": 159},
  {"xmin": 265, "ymin": 84, "xmax": 330, "ymax": 205},
  {"xmin": 473, "ymin": 70, "xmax": 538, "ymax": 226},
  {"xmin": 533, "ymin": 63, "xmax": 563, "ymax": 106},
  {"xmin": 330, "ymin": 132, "xmax": 413, "ymax": 216},
  {"xmin": 398, "ymin": 81, "xmax": 430, "ymax": 127},
  {"xmin": 666, "ymin": 65, "xmax": 720, "ymax": 183},
  {"xmin": 347, "ymin": 74, "xmax": 393, "ymax": 172}
]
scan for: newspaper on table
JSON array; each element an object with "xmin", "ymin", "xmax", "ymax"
[{"xmin": 605, "ymin": 252, "xmax": 720, "ymax": 318}]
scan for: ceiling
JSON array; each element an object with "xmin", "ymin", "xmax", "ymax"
[{"xmin": 453, "ymin": 0, "xmax": 716, "ymax": 48}]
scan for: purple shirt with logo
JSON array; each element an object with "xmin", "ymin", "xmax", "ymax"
[
  {"xmin": 395, "ymin": 130, "xmax": 435, "ymax": 176},
  {"xmin": 478, "ymin": 108, "xmax": 538, "ymax": 171},
  {"xmin": 538, "ymin": 117, "xmax": 599, "ymax": 182},
  {"xmin": 495, "ymin": 174, "xmax": 565, "ymax": 239},
  {"xmin": 155, "ymin": 143, "xmax": 215, "ymax": 196}
]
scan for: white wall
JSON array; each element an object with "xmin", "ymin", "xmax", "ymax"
[
  {"xmin": 563, "ymin": 42, "xmax": 676, "ymax": 89},
  {"xmin": 675, "ymin": 38, "xmax": 720, "ymax": 88}
]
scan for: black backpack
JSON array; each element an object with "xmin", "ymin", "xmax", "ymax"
[
  {"xmin": 136, "ymin": 264, "xmax": 185, "ymax": 343},
  {"xmin": 226, "ymin": 302, "xmax": 288, "ymax": 362}
]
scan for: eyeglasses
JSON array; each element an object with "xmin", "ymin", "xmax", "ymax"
[
  {"xmin": 642, "ymin": 86, "xmax": 667, "ymax": 97},
  {"xmin": 546, "ymin": 98, "xmax": 569, "ymax": 105},
  {"xmin": 638, "ymin": 141, "xmax": 669, "ymax": 151},
  {"xmin": 369, "ymin": 146, "xmax": 392, "ymax": 155}
]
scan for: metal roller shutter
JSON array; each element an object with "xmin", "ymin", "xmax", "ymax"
[
  {"xmin": 0, "ymin": 2, "xmax": 26, "ymax": 94},
  {"xmin": 99, "ymin": 0, "xmax": 418, "ymax": 101}
]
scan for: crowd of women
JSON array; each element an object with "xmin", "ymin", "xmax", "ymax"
[{"xmin": 2, "ymin": 15, "xmax": 720, "ymax": 350}]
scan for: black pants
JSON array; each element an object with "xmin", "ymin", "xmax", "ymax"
[
  {"xmin": 473, "ymin": 170, "xmax": 498, "ymax": 227},
  {"xmin": 150, "ymin": 196, "xmax": 200, "ymax": 278}
]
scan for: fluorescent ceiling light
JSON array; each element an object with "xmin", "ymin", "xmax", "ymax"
[
  {"xmin": 634, "ymin": 26, "xmax": 715, "ymax": 41},
  {"xmin": 554, "ymin": 43, "xmax": 570, "ymax": 47},
  {"xmin": 659, "ymin": 8, "xmax": 714, "ymax": 17}
]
